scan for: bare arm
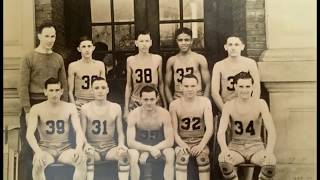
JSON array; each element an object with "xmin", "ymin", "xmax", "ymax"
[
  {"xmin": 157, "ymin": 57, "xmax": 167, "ymax": 109},
  {"xmin": 198, "ymin": 99, "xmax": 214, "ymax": 148},
  {"xmin": 79, "ymin": 106, "xmax": 87, "ymax": 136},
  {"xmin": 217, "ymin": 102, "xmax": 231, "ymax": 152},
  {"xmin": 211, "ymin": 64, "xmax": 224, "ymax": 112},
  {"xmin": 124, "ymin": 58, "xmax": 133, "ymax": 119},
  {"xmin": 26, "ymin": 106, "xmax": 42, "ymax": 153},
  {"xmin": 70, "ymin": 104, "xmax": 86, "ymax": 150},
  {"xmin": 260, "ymin": 100, "xmax": 276, "ymax": 153},
  {"xmin": 199, "ymin": 56, "xmax": 211, "ymax": 97},
  {"xmin": 249, "ymin": 62, "xmax": 261, "ymax": 99},
  {"xmin": 115, "ymin": 105, "xmax": 125, "ymax": 146},
  {"xmin": 127, "ymin": 113, "xmax": 153, "ymax": 152},
  {"xmin": 99, "ymin": 61, "xmax": 106, "ymax": 79},
  {"xmin": 165, "ymin": 58, "xmax": 174, "ymax": 104},
  {"xmin": 154, "ymin": 111, "xmax": 174, "ymax": 150},
  {"xmin": 68, "ymin": 63, "xmax": 76, "ymax": 103},
  {"xmin": 169, "ymin": 102, "xmax": 189, "ymax": 148}
]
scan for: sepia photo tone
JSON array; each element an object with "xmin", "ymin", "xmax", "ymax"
[{"xmin": 4, "ymin": 0, "xmax": 316, "ymax": 180}]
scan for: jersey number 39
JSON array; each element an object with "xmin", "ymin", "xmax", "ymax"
[{"xmin": 46, "ymin": 120, "xmax": 65, "ymax": 134}]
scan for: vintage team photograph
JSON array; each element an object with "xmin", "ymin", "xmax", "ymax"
[{"xmin": 3, "ymin": 0, "xmax": 316, "ymax": 180}]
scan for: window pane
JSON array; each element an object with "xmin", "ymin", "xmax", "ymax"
[
  {"xmin": 159, "ymin": 0, "xmax": 180, "ymax": 21},
  {"xmin": 183, "ymin": 0, "xmax": 204, "ymax": 19},
  {"xmin": 115, "ymin": 25, "xmax": 135, "ymax": 51},
  {"xmin": 184, "ymin": 22, "xmax": 204, "ymax": 49},
  {"xmin": 114, "ymin": 0, "xmax": 134, "ymax": 22},
  {"xmin": 92, "ymin": 26, "xmax": 113, "ymax": 50},
  {"xmin": 90, "ymin": 0, "xmax": 111, "ymax": 23},
  {"xmin": 160, "ymin": 23, "xmax": 180, "ymax": 48}
]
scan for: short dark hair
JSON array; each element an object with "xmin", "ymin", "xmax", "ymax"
[
  {"xmin": 175, "ymin": 27, "xmax": 192, "ymax": 40},
  {"xmin": 225, "ymin": 36, "xmax": 244, "ymax": 44},
  {"xmin": 140, "ymin": 85, "xmax": 158, "ymax": 97},
  {"xmin": 91, "ymin": 77, "xmax": 107, "ymax": 86},
  {"xmin": 181, "ymin": 74, "xmax": 198, "ymax": 84},
  {"xmin": 78, "ymin": 35, "xmax": 93, "ymax": 46},
  {"xmin": 37, "ymin": 21, "xmax": 56, "ymax": 34},
  {"xmin": 135, "ymin": 30, "xmax": 151, "ymax": 40},
  {"xmin": 44, "ymin": 77, "xmax": 62, "ymax": 89},
  {"xmin": 234, "ymin": 71, "xmax": 254, "ymax": 84}
]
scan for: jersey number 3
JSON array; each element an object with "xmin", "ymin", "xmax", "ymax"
[
  {"xmin": 46, "ymin": 120, "xmax": 65, "ymax": 134},
  {"xmin": 234, "ymin": 120, "xmax": 255, "ymax": 135},
  {"xmin": 91, "ymin": 120, "xmax": 107, "ymax": 135}
]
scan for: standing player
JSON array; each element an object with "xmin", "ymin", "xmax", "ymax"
[
  {"xmin": 26, "ymin": 78, "xmax": 87, "ymax": 180},
  {"xmin": 217, "ymin": 71, "xmax": 276, "ymax": 180},
  {"xmin": 169, "ymin": 74, "xmax": 214, "ymax": 180},
  {"xmin": 165, "ymin": 27, "xmax": 210, "ymax": 104},
  {"xmin": 124, "ymin": 31, "xmax": 167, "ymax": 119},
  {"xmin": 127, "ymin": 86, "xmax": 174, "ymax": 180},
  {"xmin": 211, "ymin": 36, "xmax": 260, "ymax": 112},
  {"xmin": 18, "ymin": 21, "xmax": 68, "ymax": 180},
  {"xmin": 68, "ymin": 36, "xmax": 105, "ymax": 111},
  {"xmin": 80, "ymin": 77, "xmax": 129, "ymax": 180}
]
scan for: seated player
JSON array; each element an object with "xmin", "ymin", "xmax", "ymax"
[
  {"xmin": 217, "ymin": 71, "xmax": 276, "ymax": 180},
  {"xmin": 68, "ymin": 36, "xmax": 106, "ymax": 111},
  {"xmin": 80, "ymin": 77, "xmax": 129, "ymax": 180},
  {"xmin": 127, "ymin": 85, "xmax": 174, "ymax": 180},
  {"xmin": 26, "ymin": 77, "xmax": 87, "ymax": 180},
  {"xmin": 169, "ymin": 74, "xmax": 214, "ymax": 180}
]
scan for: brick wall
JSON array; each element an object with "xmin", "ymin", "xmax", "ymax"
[
  {"xmin": 34, "ymin": 0, "xmax": 67, "ymax": 59},
  {"xmin": 232, "ymin": 0, "xmax": 266, "ymax": 61}
]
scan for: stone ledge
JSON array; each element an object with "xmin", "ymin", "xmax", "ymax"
[
  {"xmin": 259, "ymin": 48, "xmax": 316, "ymax": 62},
  {"xmin": 258, "ymin": 54, "xmax": 316, "ymax": 82}
]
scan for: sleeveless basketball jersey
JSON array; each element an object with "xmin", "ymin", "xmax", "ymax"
[
  {"xmin": 174, "ymin": 98, "xmax": 205, "ymax": 139},
  {"xmin": 83, "ymin": 102, "xmax": 117, "ymax": 144},
  {"xmin": 229, "ymin": 100, "xmax": 262, "ymax": 141},
  {"xmin": 74, "ymin": 60, "xmax": 103, "ymax": 100},
  {"xmin": 37, "ymin": 104, "xmax": 71, "ymax": 144},
  {"xmin": 130, "ymin": 55, "xmax": 159, "ymax": 101},
  {"xmin": 135, "ymin": 125, "xmax": 164, "ymax": 146},
  {"xmin": 173, "ymin": 57, "xmax": 203, "ymax": 98},
  {"xmin": 220, "ymin": 63, "xmax": 251, "ymax": 103}
]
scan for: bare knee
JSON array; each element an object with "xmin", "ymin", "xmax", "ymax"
[
  {"xmin": 163, "ymin": 148, "xmax": 175, "ymax": 164},
  {"xmin": 128, "ymin": 149, "xmax": 140, "ymax": 165},
  {"xmin": 196, "ymin": 152, "xmax": 210, "ymax": 172}
]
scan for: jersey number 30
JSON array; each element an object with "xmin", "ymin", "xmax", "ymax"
[
  {"xmin": 46, "ymin": 120, "xmax": 65, "ymax": 134},
  {"xmin": 91, "ymin": 120, "xmax": 107, "ymax": 135},
  {"xmin": 234, "ymin": 120, "xmax": 255, "ymax": 135}
]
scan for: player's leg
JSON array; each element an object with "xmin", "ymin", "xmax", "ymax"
[
  {"xmin": 86, "ymin": 150, "xmax": 101, "ymax": 180},
  {"xmin": 162, "ymin": 148, "xmax": 175, "ymax": 180},
  {"xmin": 32, "ymin": 151, "xmax": 55, "ymax": 180},
  {"xmin": 251, "ymin": 151, "xmax": 276, "ymax": 180},
  {"xmin": 57, "ymin": 149, "xmax": 87, "ymax": 180},
  {"xmin": 175, "ymin": 146, "xmax": 190, "ymax": 180},
  {"xmin": 196, "ymin": 146, "xmax": 210, "ymax": 180},
  {"xmin": 218, "ymin": 150, "xmax": 245, "ymax": 180},
  {"xmin": 128, "ymin": 149, "xmax": 140, "ymax": 180},
  {"xmin": 106, "ymin": 147, "xmax": 130, "ymax": 180}
]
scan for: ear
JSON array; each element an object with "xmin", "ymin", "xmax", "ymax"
[
  {"xmin": 92, "ymin": 45, "xmax": 96, "ymax": 51},
  {"xmin": 134, "ymin": 40, "xmax": 138, "ymax": 47},
  {"xmin": 240, "ymin": 44, "xmax": 245, "ymax": 51},
  {"xmin": 37, "ymin": 33, "xmax": 41, "ymax": 41},
  {"xmin": 224, "ymin": 44, "xmax": 228, "ymax": 51},
  {"xmin": 43, "ymin": 89, "xmax": 48, "ymax": 96},
  {"xmin": 77, "ymin": 46, "xmax": 81, "ymax": 52}
]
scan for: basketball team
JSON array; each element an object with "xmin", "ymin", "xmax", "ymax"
[{"xmin": 18, "ymin": 21, "xmax": 276, "ymax": 180}]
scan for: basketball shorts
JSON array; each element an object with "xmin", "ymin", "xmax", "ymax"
[
  {"xmin": 39, "ymin": 141, "xmax": 71, "ymax": 160},
  {"xmin": 228, "ymin": 139, "xmax": 265, "ymax": 161},
  {"xmin": 90, "ymin": 141, "xmax": 117, "ymax": 160}
]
